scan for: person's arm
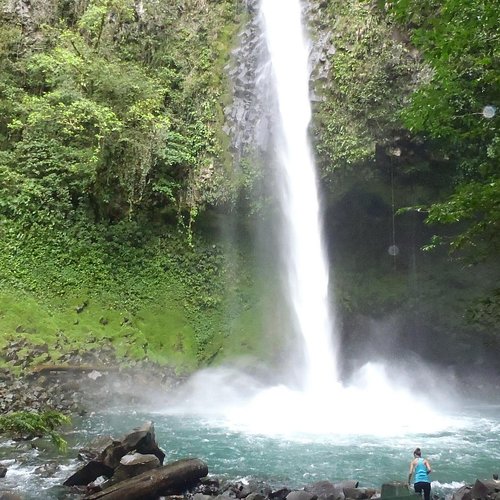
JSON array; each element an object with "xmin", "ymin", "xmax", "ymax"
[
  {"xmin": 424, "ymin": 459, "xmax": 432, "ymax": 474},
  {"xmin": 408, "ymin": 460, "xmax": 415, "ymax": 484}
]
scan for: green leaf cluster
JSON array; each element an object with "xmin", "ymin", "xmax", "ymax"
[
  {"xmin": 382, "ymin": 0, "xmax": 499, "ymax": 259},
  {"xmin": 0, "ymin": 410, "xmax": 70, "ymax": 452}
]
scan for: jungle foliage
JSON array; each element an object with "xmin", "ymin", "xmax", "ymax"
[
  {"xmin": 0, "ymin": 0, "xmax": 239, "ymax": 229},
  {"xmin": 382, "ymin": 0, "xmax": 499, "ymax": 260},
  {"xmin": 0, "ymin": 0, "xmax": 254, "ymax": 367},
  {"xmin": 0, "ymin": 0, "xmax": 498, "ymax": 373},
  {"xmin": 0, "ymin": 410, "xmax": 70, "ymax": 451}
]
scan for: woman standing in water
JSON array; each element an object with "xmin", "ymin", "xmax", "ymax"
[{"xmin": 409, "ymin": 447, "xmax": 432, "ymax": 500}]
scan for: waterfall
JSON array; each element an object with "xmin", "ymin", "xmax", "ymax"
[
  {"xmin": 259, "ymin": 0, "xmax": 338, "ymax": 393},
  {"xmin": 165, "ymin": 0, "xmax": 450, "ymax": 438}
]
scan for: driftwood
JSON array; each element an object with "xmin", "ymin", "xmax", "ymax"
[
  {"xmin": 29, "ymin": 364, "xmax": 117, "ymax": 374},
  {"xmin": 84, "ymin": 458, "xmax": 208, "ymax": 500}
]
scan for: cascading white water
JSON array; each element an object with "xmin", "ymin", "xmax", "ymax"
[
  {"xmin": 164, "ymin": 0, "xmax": 458, "ymax": 438},
  {"xmin": 260, "ymin": 0, "xmax": 338, "ymax": 393}
]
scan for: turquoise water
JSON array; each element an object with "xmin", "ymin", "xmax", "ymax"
[{"xmin": 1, "ymin": 404, "xmax": 499, "ymax": 499}]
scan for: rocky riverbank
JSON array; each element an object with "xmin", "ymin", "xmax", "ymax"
[{"xmin": 0, "ymin": 340, "xmax": 184, "ymax": 415}]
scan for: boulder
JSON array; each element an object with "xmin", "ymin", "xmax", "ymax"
[
  {"xmin": 194, "ymin": 477, "xmax": 221, "ymax": 496},
  {"xmin": 193, "ymin": 494, "xmax": 214, "ymax": 500},
  {"xmin": 380, "ymin": 483, "xmax": 413, "ymax": 499},
  {"xmin": 305, "ymin": 481, "xmax": 343, "ymax": 500},
  {"xmin": 344, "ymin": 488, "xmax": 375, "ymax": 500},
  {"xmin": 246, "ymin": 494, "xmax": 267, "ymax": 500},
  {"xmin": 118, "ymin": 421, "xmax": 165, "ymax": 464},
  {"xmin": 78, "ymin": 436, "xmax": 115, "ymax": 462},
  {"xmin": 99, "ymin": 440, "xmax": 128, "ymax": 470},
  {"xmin": 109, "ymin": 452, "xmax": 160, "ymax": 485},
  {"xmin": 287, "ymin": 491, "xmax": 318, "ymax": 500},
  {"xmin": 66, "ymin": 421, "xmax": 166, "ymax": 489},
  {"xmin": 0, "ymin": 466, "xmax": 7, "ymax": 478},
  {"xmin": 63, "ymin": 460, "xmax": 114, "ymax": 487},
  {"xmin": 470, "ymin": 479, "xmax": 500, "ymax": 499},
  {"xmin": 336, "ymin": 482, "xmax": 360, "ymax": 490},
  {"xmin": 270, "ymin": 489, "xmax": 292, "ymax": 500},
  {"xmin": 452, "ymin": 485, "xmax": 472, "ymax": 500}
]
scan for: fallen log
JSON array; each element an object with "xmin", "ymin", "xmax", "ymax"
[{"xmin": 84, "ymin": 458, "xmax": 208, "ymax": 500}]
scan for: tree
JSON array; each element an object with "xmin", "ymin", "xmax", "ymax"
[{"xmin": 382, "ymin": 0, "xmax": 499, "ymax": 259}]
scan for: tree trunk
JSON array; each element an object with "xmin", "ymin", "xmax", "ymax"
[{"xmin": 84, "ymin": 458, "xmax": 208, "ymax": 500}]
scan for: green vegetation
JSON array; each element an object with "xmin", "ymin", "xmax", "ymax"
[
  {"xmin": 0, "ymin": 410, "xmax": 70, "ymax": 452},
  {"xmin": 0, "ymin": 0, "xmax": 260, "ymax": 372},
  {"xmin": 311, "ymin": 0, "xmax": 423, "ymax": 177},
  {"xmin": 383, "ymin": 0, "xmax": 499, "ymax": 260},
  {"xmin": 0, "ymin": 0, "xmax": 498, "ymax": 388}
]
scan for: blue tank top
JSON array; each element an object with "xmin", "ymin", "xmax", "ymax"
[{"xmin": 414, "ymin": 458, "xmax": 430, "ymax": 483}]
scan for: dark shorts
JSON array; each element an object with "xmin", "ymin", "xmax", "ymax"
[{"xmin": 414, "ymin": 481, "xmax": 431, "ymax": 500}]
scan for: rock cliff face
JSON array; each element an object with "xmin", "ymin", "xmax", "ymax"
[
  {"xmin": 222, "ymin": 0, "xmax": 336, "ymax": 166},
  {"xmin": 223, "ymin": 0, "xmax": 268, "ymax": 162},
  {"xmin": 2, "ymin": 0, "xmax": 57, "ymax": 41}
]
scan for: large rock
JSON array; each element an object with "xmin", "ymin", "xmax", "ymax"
[
  {"xmin": 116, "ymin": 421, "xmax": 165, "ymax": 464},
  {"xmin": 336, "ymin": 482, "xmax": 360, "ymax": 490},
  {"xmin": 63, "ymin": 460, "xmax": 114, "ymax": 487},
  {"xmin": 381, "ymin": 483, "xmax": 415, "ymax": 499},
  {"xmin": 0, "ymin": 493, "xmax": 23, "ymax": 500},
  {"xmin": 109, "ymin": 452, "xmax": 160, "ymax": 485},
  {"xmin": 64, "ymin": 421, "xmax": 165, "ymax": 488},
  {"xmin": 452, "ymin": 485, "xmax": 472, "ymax": 500},
  {"xmin": 287, "ymin": 491, "xmax": 317, "ymax": 500},
  {"xmin": 470, "ymin": 479, "xmax": 500, "ymax": 499},
  {"xmin": 343, "ymin": 488, "xmax": 376, "ymax": 500},
  {"xmin": 305, "ymin": 481, "xmax": 343, "ymax": 500},
  {"xmin": 270, "ymin": 488, "xmax": 292, "ymax": 500}
]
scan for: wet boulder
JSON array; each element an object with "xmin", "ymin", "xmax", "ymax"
[
  {"xmin": 451, "ymin": 485, "xmax": 472, "ymax": 500},
  {"xmin": 287, "ymin": 491, "xmax": 317, "ymax": 500},
  {"xmin": 108, "ymin": 452, "xmax": 160, "ymax": 485},
  {"xmin": 0, "ymin": 493, "xmax": 23, "ymax": 500},
  {"xmin": 470, "ymin": 479, "xmax": 500, "ymax": 499},
  {"xmin": 305, "ymin": 481, "xmax": 343, "ymax": 500},
  {"xmin": 380, "ymin": 483, "xmax": 415, "ymax": 499},
  {"xmin": 118, "ymin": 421, "xmax": 165, "ymax": 464},
  {"xmin": 64, "ymin": 421, "xmax": 165, "ymax": 488},
  {"xmin": 343, "ymin": 488, "xmax": 376, "ymax": 500},
  {"xmin": 270, "ymin": 488, "xmax": 292, "ymax": 500},
  {"xmin": 63, "ymin": 460, "xmax": 114, "ymax": 487}
]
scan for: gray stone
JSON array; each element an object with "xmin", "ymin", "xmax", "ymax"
[
  {"xmin": 63, "ymin": 460, "xmax": 114, "ymax": 487},
  {"xmin": 0, "ymin": 493, "xmax": 22, "ymax": 500},
  {"xmin": 110, "ymin": 452, "xmax": 161, "ymax": 484},
  {"xmin": 336, "ymin": 482, "xmax": 360, "ymax": 490},
  {"xmin": 246, "ymin": 494, "xmax": 267, "ymax": 500},
  {"xmin": 451, "ymin": 486, "xmax": 471, "ymax": 500},
  {"xmin": 381, "ymin": 483, "xmax": 413, "ymax": 499},
  {"xmin": 304, "ymin": 481, "xmax": 343, "ymax": 500},
  {"xmin": 343, "ymin": 488, "xmax": 375, "ymax": 500},
  {"xmin": 470, "ymin": 479, "xmax": 499, "ymax": 499},
  {"xmin": 287, "ymin": 491, "xmax": 317, "ymax": 500}
]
